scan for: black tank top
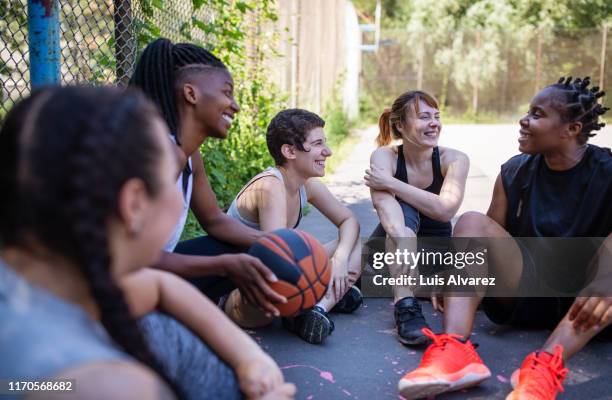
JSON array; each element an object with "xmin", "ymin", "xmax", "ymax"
[
  {"xmin": 395, "ymin": 145, "xmax": 452, "ymax": 237},
  {"xmin": 501, "ymin": 144, "xmax": 612, "ymax": 237}
]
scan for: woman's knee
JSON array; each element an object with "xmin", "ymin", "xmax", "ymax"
[
  {"xmin": 224, "ymin": 289, "xmax": 274, "ymax": 329},
  {"xmin": 453, "ymin": 211, "xmax": 491, "ymax": 236}
]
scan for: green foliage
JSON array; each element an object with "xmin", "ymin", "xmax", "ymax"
[
  {"xmin": 320, "ymin": 80, "xmax": 358, "ymax": 175},
  {"xmin": 324, "ymin": 100, "xmax": 352, "ymax": 151},
  {"xmin": 192, "ymin": 1, "xmax": 285, "ymax": 210},
  {"xmin": 0, "ymin": 0, "xmax": 28, "ymax": 114}
]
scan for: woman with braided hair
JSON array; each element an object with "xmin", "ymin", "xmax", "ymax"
[
  {"xmin": 0, "ymin": 86, "xmax": 295, "ymax": 400},
  {"xmin": 129, "ymin": 38, "xmax": 286, "ymax": 318},
  {"xmin": 398, "ymin": 77, "xmax": 612, "ymax": 400}
]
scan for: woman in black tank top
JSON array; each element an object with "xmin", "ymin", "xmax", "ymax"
[{"xmin": 364, "ymin": 90, "xmax": 470, "ymax": 347}]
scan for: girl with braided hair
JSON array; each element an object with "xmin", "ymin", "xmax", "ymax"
[
  {"xmin": 129, "ymin": 38, "xmax": 286, "ymax": 318},
  {"xmin": 0, "ymin": 86, "xmax": 295, "ymax": 400},
  {"xmin": 398, "ymin": 77, "xmax": 612, "ymax": 400}
]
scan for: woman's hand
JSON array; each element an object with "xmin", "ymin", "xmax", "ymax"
[
  {"xmin": 569, "ymin": 295, "xmax": 612, "ymax": 332},
  {"xmin": 236, "ymin": 355, "xmax": 296, "ymax": 400},
  {"xmin": 330, "ymin": 255, "xmax": 350, "ymax": 301},
  {"xmin": 364, "ymin": 165, "xmax": 395, "ymax": 192},
  {"xmin": 219, "ymin": 254, "xmax": 287, "ymax": 318}
]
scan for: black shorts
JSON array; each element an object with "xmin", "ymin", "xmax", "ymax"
[
  {"xmin": 482, "ymin": 238, "xmax": 612, "ymax": 339},
  {"xmin": 174, "ymin": 235, "xmax": 248, "ymax": 304}
]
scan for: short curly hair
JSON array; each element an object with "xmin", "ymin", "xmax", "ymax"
[{"xmin": 266, "ymin": 108, "xmax": 325, "ymax": 165}]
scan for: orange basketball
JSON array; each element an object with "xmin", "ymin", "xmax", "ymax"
[{"xmin": 248, "ymin": 228, "xmax": 331, "ymax": 317}]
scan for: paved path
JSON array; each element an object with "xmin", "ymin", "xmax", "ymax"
[{"xmin": 256, "ymin": 124, "xmax": 612, "ymax": 400}]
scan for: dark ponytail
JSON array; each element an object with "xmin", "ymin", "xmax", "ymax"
[{"xmin": 0, "ymin": 86, "xmax": 182, "ymax": 398}]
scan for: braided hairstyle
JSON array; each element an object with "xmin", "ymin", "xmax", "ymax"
[
  {"xmin": 548, "ymin": 76, "xmax": 609, "ymax": 145},
  {"xmin": 0, "ymin": 86, "xmax": 182, "ymax": 398},
  {"xmin": 128, "ymin": 38, "xmax": 227, "ymax": 143},
  {"xmin": 376, "ymin": 90, "xmax": 439, "ymax": 147}
]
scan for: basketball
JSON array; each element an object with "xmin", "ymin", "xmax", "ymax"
[{"xmin": 248, "ymin": 228, "xmax": 331, "ymax": 317}]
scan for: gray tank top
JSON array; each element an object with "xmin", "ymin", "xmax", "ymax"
[
  {"xmin": 227, "ymin": 167, "xmax": 307, "ymax": 230},
  {"xmin": 0, "ymin": 259, "xmax": 128, "ymax": 393}
]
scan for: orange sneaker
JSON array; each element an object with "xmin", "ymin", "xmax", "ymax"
[
  {"xmin": 398, "ymin": 328, "xmax": 491, "ymax": 399},
  {"xmin": 506, "ymin": 345, "xmax": 568, "ymax": 400}
]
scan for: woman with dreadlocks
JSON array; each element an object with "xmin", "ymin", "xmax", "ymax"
[
  {"xmin": 0, "ymin": 86, "xmax": 295, "ymax": 400},
  {"xmin": 129, "ymin": 38, "xmax": 286, "ymax": 317},
  {"xmin": 398, "ymin": 77, "xmax": 611, "ymax": 400}
]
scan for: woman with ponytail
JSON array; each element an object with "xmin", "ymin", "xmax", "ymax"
[
  {"xmin": 365, "ymin": 90, "xmax": 469, "ymax": 346},
  {"xmin": 0, "ymin": 86, "xmax": 295, "ymax": 400},
  {"xmin": 129, "ymin": 38, "xmax": 286, "ymax": 317}
]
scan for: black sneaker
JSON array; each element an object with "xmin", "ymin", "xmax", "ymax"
[
  {"xmin": 331, "ymin": 286, "xmax": 363, "ymax": 313},
  {"xmin": 282, "ymin": 306, "xmax": 334, "ymax": 344},
  {"xmin": 394, "ymin": 297, "xmax": 430, "ymax": 346}
]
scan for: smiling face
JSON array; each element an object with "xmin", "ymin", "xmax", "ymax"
[
  {"xmin": 518, "ymin": 87, "xmax": 575, "ymax": 154},
  {"xmin": 189, "ymin": 67, "xmax": 240, "ymax": 140},
  {"xmin": 397, "ymin": 99, "xmax": 441, "ymax": 148},
  {"xmin": 295, "ymin": 127, "xmax": 332, "ymax": 177}
]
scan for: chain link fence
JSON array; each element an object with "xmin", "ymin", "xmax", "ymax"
[{"xmin": 1, "ymin": 0, "xmax": 217, "ymax": 120}]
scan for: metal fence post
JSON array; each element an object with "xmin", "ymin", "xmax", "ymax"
[{"xmin": 28, "ymin": 0, "xmax": 60, "ymax": 87}]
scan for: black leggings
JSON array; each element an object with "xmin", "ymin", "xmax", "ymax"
[{"xmin": 174, "ymin": 235, "xmax": 248, "ymax": 304}]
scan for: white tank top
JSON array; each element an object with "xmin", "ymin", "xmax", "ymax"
[{"xmin": 164, "ymin": 136, "xmax": 193, "ymax": 252}]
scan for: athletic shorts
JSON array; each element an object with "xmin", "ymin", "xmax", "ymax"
[{"xmin": 366, "ymin": 199, "xmax": 451, "ymax": 276}]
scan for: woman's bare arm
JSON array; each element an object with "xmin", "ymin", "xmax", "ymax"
[
  {"xmin": 120, "ymin": 269, "xmax": 268, "ymax": 369},
  {"xmin": 367, "ymin": 147, "xmax": 413, "ymax": 235},
  {"xmin": 487, "ymin": 173, "xmax": 508, "ymax": 228},
  {"xmin": 306, "ymin": 178, "xmax": 360, "ymax": 298},
  {"xmin": 366, "ymin": 147, "xmax": 469, "ymax": 222}
]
